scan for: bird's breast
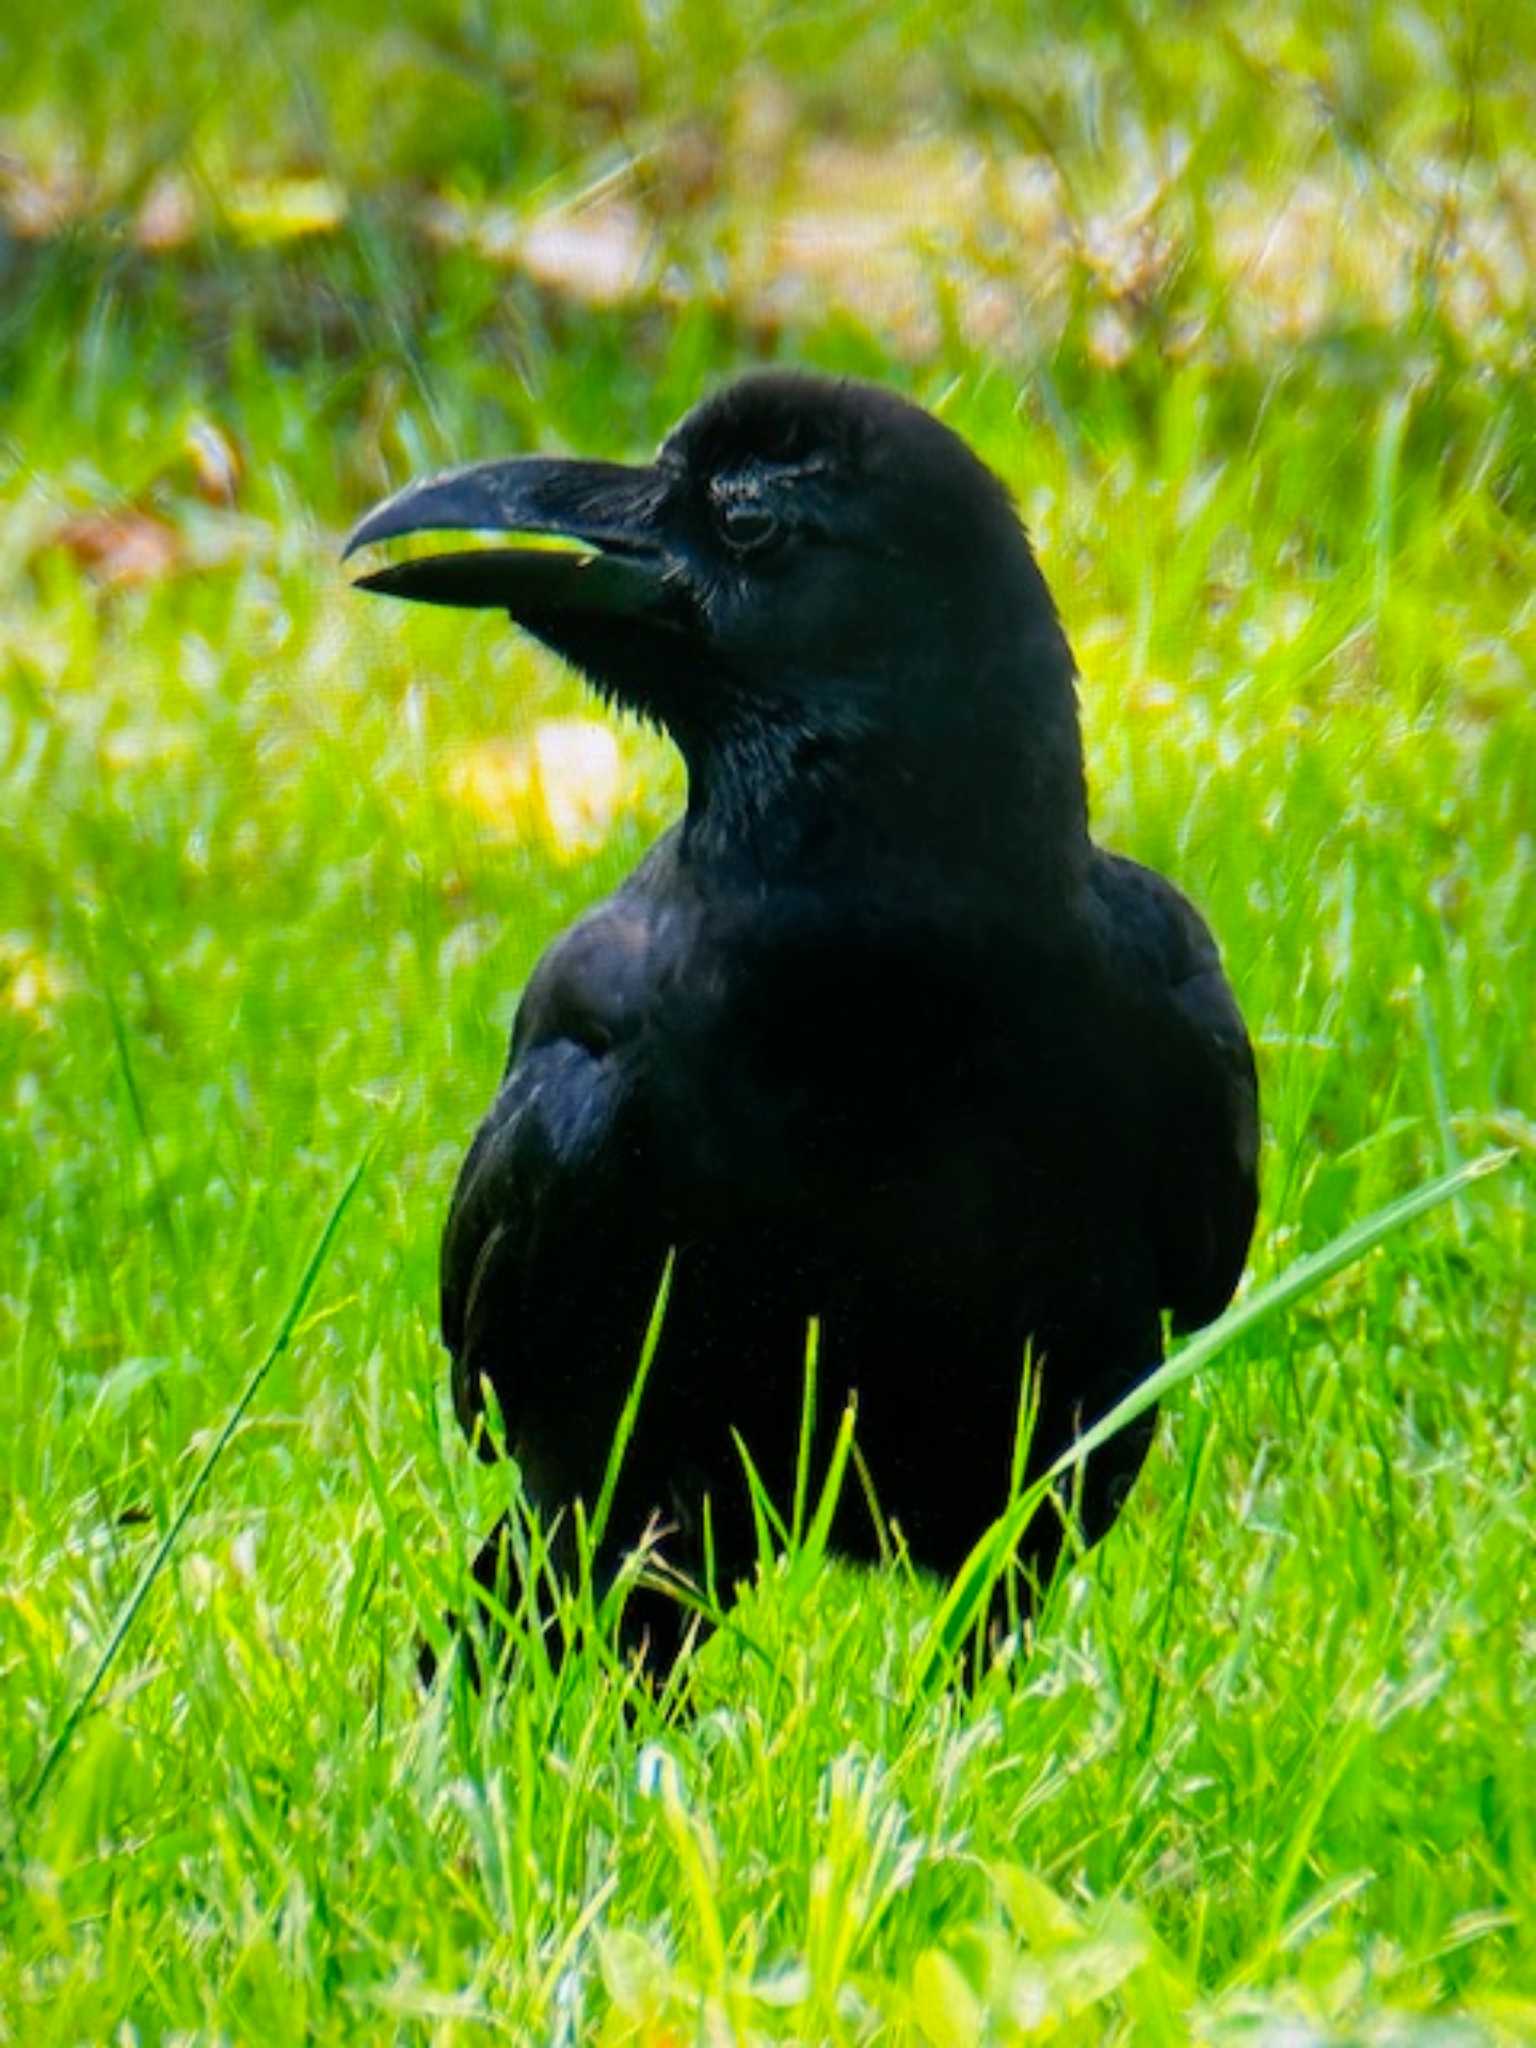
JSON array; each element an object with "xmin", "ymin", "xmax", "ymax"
[{"xmin": 639, "ymin": 917, "xmax": 1138, "ymax": 1286}]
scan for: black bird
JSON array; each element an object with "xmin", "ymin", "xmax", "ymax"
[{"xmin": 345, "ymin": 372, "xmax": 1259, "ymax": 1672}]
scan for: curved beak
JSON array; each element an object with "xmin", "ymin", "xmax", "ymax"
[{"xmin": 343, "ymin": 455, "xmax": 693, "ymax": 629}]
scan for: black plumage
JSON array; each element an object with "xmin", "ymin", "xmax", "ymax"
[{"xmin": 346, "ymin": 372, "xmax": 1259, "ymax": 1671}]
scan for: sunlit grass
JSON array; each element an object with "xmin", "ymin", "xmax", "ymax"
[{"xmin": 2, "ymin": 1, "xmax": 1533, "ymax": 2040}]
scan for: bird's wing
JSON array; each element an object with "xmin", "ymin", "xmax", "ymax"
[
  {"xmin": 1096, "ymin": 853, "xmax": 1260, "ymax": 1334},
  {"xmin": 439, "ymin": 899, "xmax": 669, "ymax": 1485}
]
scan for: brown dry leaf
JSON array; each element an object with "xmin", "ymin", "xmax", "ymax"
[
  {"xmin": 511, "ymin": 203, "xmax": 651, "ymax": 306},
  {"xmin": 647, "ymin": 122, "xmax": 724, "ymax": 217},
  {"xmin": 134, "ymin": 171, "xmax": 199, "ymax": 251},
  {"xmin": 445, "ymin": 717, "xmax": 638, "ymax": 859},
  {"xmin": 183, "ymin": 419, "xmax": 242, "ymax": 504},
  {"xmin": 745, "ymin": 126, "xmax": 1533, "ymax": 360},
  {"xmin": 764, "ymin": 138, "xmax": 982, "ymax": 342},
  {"xmin": 1088, "ymin": 305, "xmax": 1136, "ymax": 367},
  {"xmin": 424, "ymin": 190, "xmax": 652, "ymax": 305},
  {"xmin": 0, "ymin": 150, "xmax": 89, "ymax": 237},
  {"xmin": 749, "ymin": 138, "xmax": 1074, "ymax": 357},
  {"xmin": 51, "ymin": 511, "xmax": 182, "ymax": 587}
]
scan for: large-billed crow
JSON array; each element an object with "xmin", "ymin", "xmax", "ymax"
[{"xmin": 346, "ymin": 372, "xmax": 1259, "ymax": 1672}]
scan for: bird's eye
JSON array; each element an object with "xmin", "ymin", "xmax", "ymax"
[{"xmin": 717, "ymin": 498, "xmax": 781, "ymax": 554}]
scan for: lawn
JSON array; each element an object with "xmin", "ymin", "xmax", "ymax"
[{"xmin": 2, "ymin": 2, "xmax": 1533, "ymax": 2040}]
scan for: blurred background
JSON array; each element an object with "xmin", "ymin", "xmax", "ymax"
[{"xmin": 6, "ymin": 0, "xmax": 1533, "ymax": 563}]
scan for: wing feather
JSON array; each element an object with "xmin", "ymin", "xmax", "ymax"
[
  {"xmin": 439, "ymin": 984, "xmax": 664, "ymax": 1492},
  {"xmin": 1097, "ymin": 853, "xmax": 1260, "ymax": 1332}
]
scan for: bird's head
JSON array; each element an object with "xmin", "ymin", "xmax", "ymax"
[{"xmin": 346, "ymin": 373, "xmax": 1084, "ymax": 857}]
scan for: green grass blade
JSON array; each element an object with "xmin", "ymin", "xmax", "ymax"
[
  {"xmin": 731, "ymin": 1427, "xmax": 791, "ymax": 1565},
  {"xmin": 102, "ymin": 979, "xmax": 183, "ymax": 1272},
  {"xmin": 20, "ymin": 1141, "xmax": 376, "ymax": 1823},
  {"xmin": 588, "ymin": 1250, "xmax": 674, "ymax": 1558},
  {"xmin": 1040, "ymin": 1148, "xmax": 1513, "ymax": 1487},
  {"xmin": 790, "ymin": 1315, "xmax": 821, "ymax": 1550},
  {"xmin": 904, "ymin": 1148, "xmax": 1514, "ymax": 1704},
  {"xmin": 786, "ymin": 1393, "xmax": 858, "ymax": 1601}
]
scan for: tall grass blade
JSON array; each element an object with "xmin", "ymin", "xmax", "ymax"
[
  {"xmin": 785, "ymin": 1393, "xmax": 857, "ymax": 1601},
  {"xmin": 731, "ymin": 1428, "xmax": 791, "ymax": 1564},
  {"xmin": 588, "ymin": 1250, "xmax": 674, "ymax": 1557},
  {"xmin": 21, "ymin": 1142, "xmax": 375, "ymax": 1821},
  {"xmin": 790, "ymin": 1315, "xmax": 820, "ymax": 1549},
  {"xmin": 905, "ymin": 1149, "xmax": 1514, "ymax": 1704}
]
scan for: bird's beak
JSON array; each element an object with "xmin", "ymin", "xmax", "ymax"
[{"xmin": 342, "ymin": 456, "xmax": 693, "ymax": 631}]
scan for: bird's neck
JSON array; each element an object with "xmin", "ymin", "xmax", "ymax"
[{"xmin": 677, "ymin": 688, "xmax": 1091, "ymax": 900}]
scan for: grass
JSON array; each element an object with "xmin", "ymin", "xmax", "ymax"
[{"xmin": 2, "ymin": 0, "xmax": 1533, "ymax": 2039}]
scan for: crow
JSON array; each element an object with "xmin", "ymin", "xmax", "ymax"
[{"xmin": 345, "ymin": 371, "xmax": 1259, "ymax": 1674}]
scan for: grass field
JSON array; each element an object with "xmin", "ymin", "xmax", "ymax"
[{"xmin": 3, "ymin": 2, "xmax": 1533, "ymax": 2040}]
